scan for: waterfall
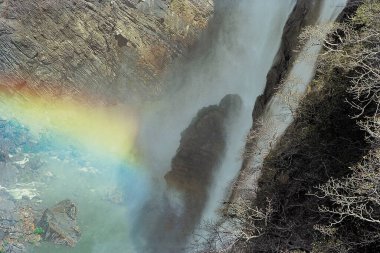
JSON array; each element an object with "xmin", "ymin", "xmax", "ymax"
[
  {"xmin": 139, "ymin": 0, "xmax": 297, "ymax": 177},
  {"xmin": 137, "ymin": 0, "xmax": 296, "ymax": 251},
  {"xmin": 233, "ymin": 0, "xmax": 348, "ymax": 203},
  {"xmin": 137, "ymin": 0, "xmax": 348, "ymax": 251}
]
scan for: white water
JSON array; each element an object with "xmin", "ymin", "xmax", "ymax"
[
  {"xmin": 197, "ymin": 0, "xmax": 297, "ymax": 228},
  {"xmin": 234, "ymin": 0, "xmax": 348, "ymax": 204},
  {"xmin": 138, "ymin": 0, "xmax": 297, "ymax": 250},
  {"xmin": 140, "ymin": 0, "xmax": 297, "ymax": 172},
  {"xmin": 183, "ymin": 1, "xmax": 348, "ymax": 251}
]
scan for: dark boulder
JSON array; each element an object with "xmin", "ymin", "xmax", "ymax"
[
  {"xmin": 159, "ymin": 94, "xmax": 242, "ymax": 250},
  {"xmin": 37, "ymin": 199, "xmax": 80, "ymax": 247},
  {"xmin": 165, "ymin": 94, "xmax": 242, "ymax": 197}
]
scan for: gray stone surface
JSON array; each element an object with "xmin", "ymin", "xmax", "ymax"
[
  {"xmin": 0, "ymin": 0, "xmax": 214, "ymax": 100},
  {"xmin": 37, "ymin": 199, "xmax": 80, "ymax": 247},
  {"xmin": 0, "ymin": 191, "xmax": 26, "ymax": 253}
]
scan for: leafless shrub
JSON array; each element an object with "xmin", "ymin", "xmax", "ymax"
[
  {"xmin": 192, "ymin": 198, "xmax": 273, "ymax": 253},
  {"xmin": 313, "ymin": 149, "xmax": 380, "ymax": 224},
  {"xmin": 241, "ymin": 117, "xmax": 277, "ymax": 161},
  {"xmin": 300, "ymin": 2, "xmax": 380, "ymax": 119},
  {"xmin": 276, "ymin": 76, "xmax": 305, "ymax": 118}
]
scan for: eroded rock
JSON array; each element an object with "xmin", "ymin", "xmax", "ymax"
[
  {"xmin": 253, "ymin": 0, "xmax": 323, "ymax": 118},
  {"xmin": 136, "ymin": 94, "xmax": 242, "ymax": 253},
  {"xmin": 161, "ymin": 94, "xmax": 242, "ymax": 247},
  {"xmin": 37, "ymin": 199, "xmax": 80, "ymax": 247},
  {"xmin": 165, "ymin": 94, "xmax": 242, "ymax": 198},
  {"xmin": 0, "ymin": 0, "xmax": 214, "ymax": 100}
]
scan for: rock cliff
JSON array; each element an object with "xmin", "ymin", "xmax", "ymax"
[
  {"xmin": 166, "ymin": 94, "xmax": 242, "ymax": 200},
  {"xmin": 0, "ymin": 0, "xmax": 214, "ymax": 100},
  {"xmin": 164, "ymin": 94, "xmax": 241, "ymax": 242}
]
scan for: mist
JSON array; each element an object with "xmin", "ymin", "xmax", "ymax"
[
  {"xmin": 134, "ymin": 0, "xmax": 296, "ymax": 251},
  {"xmin": 0, "ymin": 1, "xmax": 348, "ymax": 253}
]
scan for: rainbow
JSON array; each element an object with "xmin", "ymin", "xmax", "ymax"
[
  {"xmin": 0, "ymin": 78, "xmax": 140, "ymax": 165},
  {"xmin": 0, "ymin": 78, "xmax": 154, "ymax": 253}
]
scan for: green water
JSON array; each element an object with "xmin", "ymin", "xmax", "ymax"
[
  {"xmin": 27, "ymin": 156, "xmax": 136, "ymax": 253},
  {"xmin": 0, "ymin": 120, "xmax": 147, "ymax": 253}
]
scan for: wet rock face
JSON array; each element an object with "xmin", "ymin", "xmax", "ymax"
[
  {"xmin": 164, "ymin": 94, "xmax": 242, "ymax": 239},
  {"xmin": 137, "ymin": 95, "xmax": 242, "ymax": 252},
  {"xmin": 165, "ymin": 94, "xmax": 242, "ymax": 198},
  {"xmin": 235, "ymin": 0, "xmax": 326, "ymax": 203},
  {"xmin": 165, "ymin": 106, "xmax": 226, "ymax": 193},
  {"xmin": 253, "ymin": 0, "xmax": 322, "ymax": 119},
  {"xmin": 37, "ymin": 199, "xmax": 80, "ymax": 247},
  {"xmin": 0, "ymin": 0, "xmax": 214, "ymax": 99}
]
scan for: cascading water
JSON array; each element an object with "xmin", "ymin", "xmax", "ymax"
[
  {"xmin": 136, "ymin": 0, "xmax": 296, "ymax": 251},
  {"xmin": 136, "ymin": 0, "xmax": 348, "ymax": 251},
  {"xmin": 234, "ymin": 0, "xmax": 348, "ymax": 203}
]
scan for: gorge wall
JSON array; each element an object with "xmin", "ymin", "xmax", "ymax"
[
  {"xmin": 230, "ymin": 0, "xmax": 348, "ymax": 206},
  {"xmin": 0, "ymin": 1, "xmax": 360, "ymax": 253},
  {"xmin": 227, "ymin": 1, "xmax": 380, "ymax": 252},
  {"xmin": 0, "ymin": 0, "xmax": 214, "ymax": 100}
]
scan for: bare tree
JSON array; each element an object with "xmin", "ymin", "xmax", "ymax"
[
  {"xmin": 191, "ymin": 198, "xmax": 273, "ymax": 253},
  {"xmin": 307, "ymin": 2, "xmax": 380, "ymax": 249},
  {"xmin": 299, "ymin": 1, "xmax": 380, "ymax": 121},
  {"xmin": 313, "ymin": 149, "xmax": 380, "ymax": 224}
]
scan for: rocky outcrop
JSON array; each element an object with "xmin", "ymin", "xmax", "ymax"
[
  {"xmin": 37, "ymin": 199, "xmax": 80, "ymax": 247},
  {"xmin": 0, "ymin": 0, "xmax": 214, "ymax": 100},
  {"xmin": 165, "ymin": 94, "xmax": 242, "ymax": 200},
  {"xmin": 0, "ymin": 191, "xmax": 23, "ymax": 252},
  {"xmin": 0, "ymin": 190, "xmax": 41, "ymax": 253},
  {"xmin": 164, "ymin": 94, "xmax": 242, "ymax": 238},
  {"xmin": 137, "ymin": 95, "xmax": 242, "ymax": 253}
]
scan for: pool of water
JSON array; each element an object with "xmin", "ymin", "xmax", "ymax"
[{"xmin": 1, "ymin": 119, "xmax": 149, "ymax": 253}]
